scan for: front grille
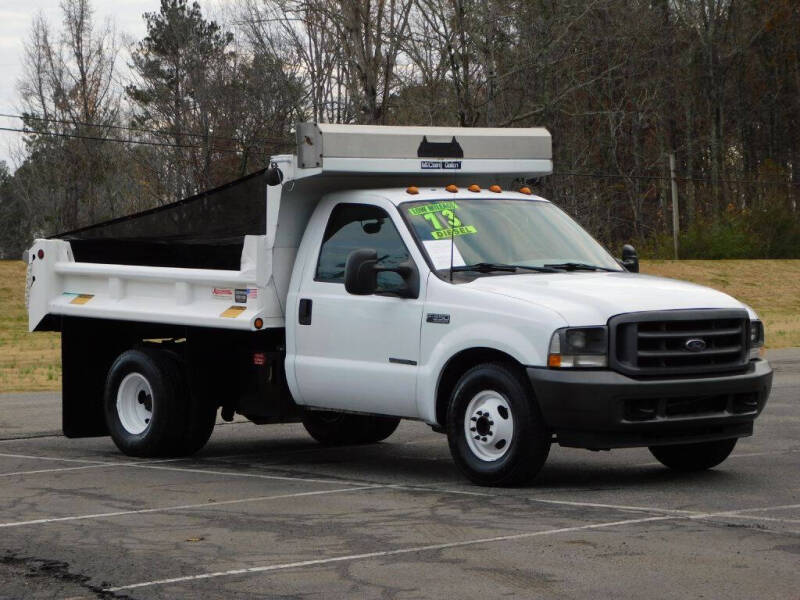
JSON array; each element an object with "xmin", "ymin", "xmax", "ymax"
[{"xmin": 610, "ymin": 310, "xmax": 750, "ymax": 376}]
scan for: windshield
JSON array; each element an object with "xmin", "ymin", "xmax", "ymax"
[{"xmin": 400, "ymin": 198, "xmax": 621, "ymax": 274}]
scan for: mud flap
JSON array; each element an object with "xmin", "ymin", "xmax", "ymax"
[{"xmin": 61, "ymin": 318, "xmax": 111, "ymax": 438}]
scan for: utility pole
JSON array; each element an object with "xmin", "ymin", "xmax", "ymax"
[{"xmin": 669, "ymin": 153, "xmax": 680, "ymax": 259}]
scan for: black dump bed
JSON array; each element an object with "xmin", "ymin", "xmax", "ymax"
[{"xmin": 54, "ymin": 169, "xmax": 268, "ymax": 271}]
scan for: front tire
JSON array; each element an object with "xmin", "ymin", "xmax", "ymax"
[
  {"xmin": 648, "ymin": 438, "xmax": 737, "ymax": 471},
  {"xmin": 104, "ymin": 348, "xmax": 215, "ymax": 457},
  {"xmin": 446, "ymin": 363, "xmax": 551, "ymax": 486}
]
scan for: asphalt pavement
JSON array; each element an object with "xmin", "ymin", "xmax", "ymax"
[{"xmin": 0, "ymin": 349, "xmax": 798, "ymax": 599}]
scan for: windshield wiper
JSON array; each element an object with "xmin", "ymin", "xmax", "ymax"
[
  {"xmin": 544, "ymin": 262, "xmax": 619, "ymax": 272},
  {"xmin": 450, "ymin": 262, "xmax": 558, "ymax": 273}
]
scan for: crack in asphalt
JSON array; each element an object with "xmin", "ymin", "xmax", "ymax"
[{"xmin": 0, "ymin": 552, "xmax": 134, "ymax": 599}]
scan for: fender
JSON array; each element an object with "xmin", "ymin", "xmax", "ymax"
[{"xmin": 415, "ymin": 305, "xmax": 567, "ymax": 424}]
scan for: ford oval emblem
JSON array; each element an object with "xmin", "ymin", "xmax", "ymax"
[{"xmin": 685, "ymin": 338, "xmax": 707, "ymax": 352}]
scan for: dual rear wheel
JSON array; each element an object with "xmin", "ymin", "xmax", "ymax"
[{"xmin": 104, "ymin": 348, "xmax": 216, "ymax": 457}]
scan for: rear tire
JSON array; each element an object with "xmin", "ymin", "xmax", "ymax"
[
  {"xmin": 302, "ymin": 411, "xmax": 400, "ymax": 445},
  {"xmin": 104, "ymin": 348, "xmax": 215, "ymax": 457},
  {"xmin": 360, "ymin": 415, "xmax": 401, "ymax": 443},
  {"xmin": 162, "ymin": 351, "xmax": 216, "ymax": 455},
  {"xmin": 446, "ymin": 362, "xmax": 551, "ymax": 486},
  {"xmin": 648, "ymin": 438, "xmax": 737, "ymax": 471}
]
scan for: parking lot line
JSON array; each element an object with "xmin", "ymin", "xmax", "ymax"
[
  {"xmin": 0, "ymin": 463, "xmax": 135, "ymax": 477},
  {"xmin": 722, "ymin": 514, "xmax": 800, "ymax": 525},
  {"xmin": 396, "ymin": 483, "xmax": 800, "ymax": 525},
  {"xmin": 388, "ymin": 483, "xmax": 697, "ymax": 515},
  {"xmin": 0, "ymin": 431, "xmax": 62, "ymax": 442},
  {"xmin": 690, "ymin": 502, "xmax": 800, "ymax": 520},
  {"xmin": 104, "ymin": 514, "xmax": 674, "ymax": 592},
  {"xmin": 506, "ymin": 496, "xmax": 698, "ymax": 515},
  {"xmin": 121, "ymin": 462, "xmax": 372, "ymax": 486},
  {"xmin": 0, "ymin": 485, "xmax": 381, "ymax": 529},
  {"xmin": 0, "ymin": 451, "xmax": 371, "ymax": 486},
  {"xmin": 0, "ymin": 452, "xmax": 114, "ymax": 465},
  {"xmin": 0, "ymin": 456, "xmax": 190, "ymax": 477}
]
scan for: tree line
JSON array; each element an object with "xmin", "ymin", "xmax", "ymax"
[{"xmin": 1, "ymin": 0, "xmax": 798, "ymax": 259}]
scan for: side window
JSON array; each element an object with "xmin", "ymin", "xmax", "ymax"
[{"xmin": 316, "ymin": 203, "xmax": 411, "ymax": 292}]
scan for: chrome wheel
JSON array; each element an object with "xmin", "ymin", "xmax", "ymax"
[
  {"xmin": 463, "ymin": 390, "xmax": 514, "ymax": 462},
  {"xmin": 116, "ymin": 372, "xmax": 153, "ymax": 435}
]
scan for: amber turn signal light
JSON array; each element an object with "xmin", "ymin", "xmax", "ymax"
[{"xmin": 254, "ymin": 318, "xmax": 264, "ymax": 330}]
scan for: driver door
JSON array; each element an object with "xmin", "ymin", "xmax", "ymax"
[{"xmin": 292, "ymin": 202, "xmax": 424, "ymax": 418}]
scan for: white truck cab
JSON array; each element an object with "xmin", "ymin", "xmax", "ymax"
[{"xmin": 26, "ymin": 123, "xmax": 772, "ymax": 485}]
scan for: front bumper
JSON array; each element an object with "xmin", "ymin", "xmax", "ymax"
[{"xmin": 527, "ymin": 359, "xmax": 773, "ymax": 449}]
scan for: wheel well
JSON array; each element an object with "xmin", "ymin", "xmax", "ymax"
[{"xmin": 435, "ymin": 347, "xmax": 522, "ymax": 428}]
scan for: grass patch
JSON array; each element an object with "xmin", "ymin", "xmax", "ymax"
[
  {"xmin": 0, "ymin": 261, "xmax": 61, "ymax": 393},
  {"xmin": 641, "ymin": 259, "xmax": 800, "ymax": 349},
  {"xmin": 0, "ymin": 259, "xmax": 797, "ymax": 393}
]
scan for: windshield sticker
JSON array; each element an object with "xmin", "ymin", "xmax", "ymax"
[
  {"xmin": 408, "ymin": 201, "xmax": 460, "ymax": 216},
  {"xmin": 422, "ymin": 240, "xmax": 466, "ymax": 269},
  {"xmin": 431, "ymin": 225, "xmax": 477, "ymax": 240},
  {"xmin": 409, "ymin": 202, "xmax": 477, "ymax": 240}
]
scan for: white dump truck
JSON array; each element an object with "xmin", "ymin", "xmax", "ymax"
[{"xmin": 25, "ymin": 123, "xmax": 772, "ymax": 485}]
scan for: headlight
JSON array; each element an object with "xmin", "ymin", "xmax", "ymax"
[
  {"xmin": 548, "ymin": 327, "xmax": 608, "ymax": 368},
  {"xmin": 749, "ymin": 320, "xmax": 764, "ymax": 359}
]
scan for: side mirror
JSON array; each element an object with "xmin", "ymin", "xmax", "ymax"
[
  {"xmin": 621, "ymin": 244, "xmax": 639, "ymax": 273},
  {"xmin": 345, "ymin": 249, "xmax": 379, "ymax": 295},
  {"xmin": 344, "ymin": 248, "xmax": 420, "ymax": 298}
]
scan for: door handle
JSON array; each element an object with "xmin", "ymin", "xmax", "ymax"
[{"xmin": 298, "ymin": 298, "xmax": 312, "ymax": 325}]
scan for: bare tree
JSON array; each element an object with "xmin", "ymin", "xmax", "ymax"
[{"xmin": 16, "ymin": 0, "xmax": 126, "ymax": 233}]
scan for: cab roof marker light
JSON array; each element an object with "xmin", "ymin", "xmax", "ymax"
[
  {"xmin": 406, "ymin": 186, "xmax": 419, "ymax": 195},
  {"xmin": 519, "ymin": 186, "xmax": 532, "ymax": 195},
  {"xmin": 468, "ymin": 184, "xmax": 481, "ymax": 192},
  {"xmin": 445, "ymin": 184, "xmax": 459, "ymax": 193},
  {"xmin": 489, "ymin": 185, "xmax": 502, "ymax": 193}
]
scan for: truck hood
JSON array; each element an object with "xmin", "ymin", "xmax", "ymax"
[{"xmin": 465, "ymin": 272, "xmax": 753, "ymax": 326}]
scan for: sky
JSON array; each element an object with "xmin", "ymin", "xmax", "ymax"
[{"xmin": 0, "ymin": 0, "xmax": 232, "ymax": 170}]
